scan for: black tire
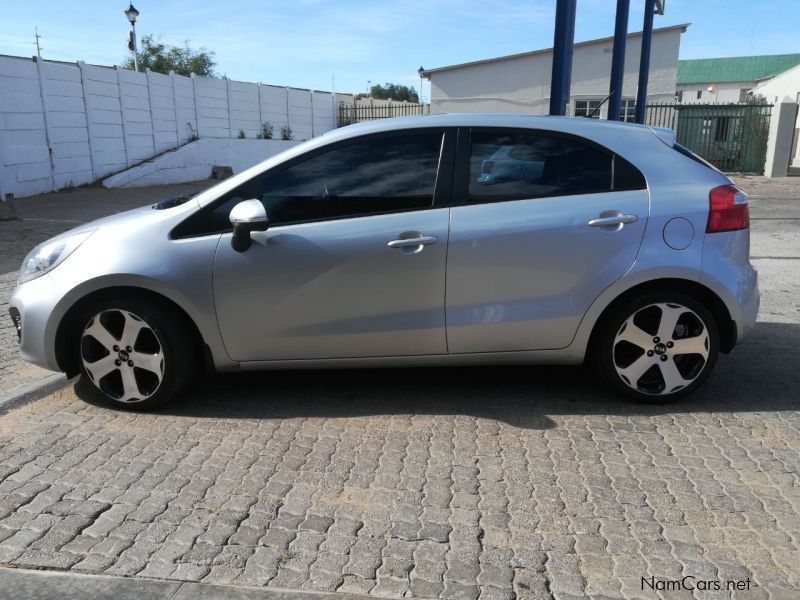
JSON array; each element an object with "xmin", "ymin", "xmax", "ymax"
[
  {"xmin": 76, "ymin": 297, "xmax": 197, "ymax": 410},
  {"xmin": 596, "ymin": 291, "xmax": 719, "ymax": 403}
]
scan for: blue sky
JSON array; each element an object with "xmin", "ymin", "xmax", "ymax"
[{"xmin": 2, "ymin": 0, "xmax": 798, "ymax": 98}]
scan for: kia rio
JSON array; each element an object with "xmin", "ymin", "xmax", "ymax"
[{"xmin": 9, "ymin": 114, "xmax": 759, "ymax": 409}]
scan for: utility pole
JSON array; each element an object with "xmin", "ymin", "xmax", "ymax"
[
  {"xmin": 607, "ymin": 0, "xmax": 630, "ymax": 121},
  {"xmin": 34, "ymin": 27, "xmax": 42, "ymax": 58},
  {"xmin": 548, "ymin": 0, "xmax": 577, "ymax": 116}
]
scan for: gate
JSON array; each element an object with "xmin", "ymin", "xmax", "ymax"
[{"xmin": 645, "ymin": 103, "xmax": 773, "ymax": 174}]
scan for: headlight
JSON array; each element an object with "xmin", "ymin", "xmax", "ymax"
[{"xmin": 18, "ymin": 229, "xmax": 95, "ymax": 285}]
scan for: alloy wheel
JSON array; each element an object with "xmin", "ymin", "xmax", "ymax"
[
  {"xmin": 612, "ymin": 302, "xmax": 710, "ymax": 396},
  {"xmin": 80, "ymin": 309, "xmax": 165, "ymax": 403}
]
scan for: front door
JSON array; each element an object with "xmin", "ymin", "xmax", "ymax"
[
  {"xmin": 446, "ymin": 128, "xmax": 650, "ymax": 353},
  {"xmin": 212, "ymin": 129, "xmax": 452, "ymax": 361}
]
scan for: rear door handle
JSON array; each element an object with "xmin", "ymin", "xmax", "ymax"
[
  {"xmin": 387, "ymin": 235, "xmax": 439, "ymax": 249},
  {"xmin": 588, "ymin": 213, "xmax": 638, "ymax": 227}
]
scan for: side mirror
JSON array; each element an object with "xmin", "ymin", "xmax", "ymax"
[{"xmin": 229, "ymin": 199, "xmax": 268, "ymax": 252}]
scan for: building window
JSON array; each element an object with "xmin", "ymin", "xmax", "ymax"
[
  {"xmin": 696, "ymin": 90, "xmax": 702, "ymax": 100},
  {"xmin": 619, "ymin": 99, "xmax": 636, "ymax": 122},
  {"xmin": 574, "ymin": 100, "xmax": 602, "ymax": 118},
  {"xmin": 675, "ymin": 90, "xmax": 683, "ymax": 103},
  {"xmin": 739, "ymin": 88, "xmax": 752, "ymax": 102}
]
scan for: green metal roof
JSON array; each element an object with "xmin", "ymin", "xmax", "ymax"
[{"xmin": 678, "ymin": 54, "xmax": 800, "ymax": 84}]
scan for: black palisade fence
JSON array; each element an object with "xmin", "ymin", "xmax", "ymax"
[{"xmin": 337, "ymin": 103, "xmax": 430, "ymax": 127}]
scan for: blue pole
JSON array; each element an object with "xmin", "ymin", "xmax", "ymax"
[
  {"xmin": 549, "ymin": 0, "xmax": 577, "ymax": 116},
  {"xmin": 607, "ymin": 0, "xmax": 630, "ymax": 121},
  {"xmin": 635, "ymin": 0, "xmax": 656, "ymax": 123}
]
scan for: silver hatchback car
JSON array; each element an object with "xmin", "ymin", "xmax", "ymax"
[{"xmin": 10, "ymin": 113, "xmax": 758, "ymax": 409}]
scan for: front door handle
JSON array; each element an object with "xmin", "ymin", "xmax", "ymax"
[
  {"xmin": 588, "ymin": 213, "xmax": 639, "ymax": 228},
  {"xmin": 387, "ymin": 235, "xmax": 439, "ymax": 249}
]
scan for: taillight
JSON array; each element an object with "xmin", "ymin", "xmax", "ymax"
[
  {"xmin": 706, "ymin": 185, "xmax": 749, "ymax": 233},
  {"xmin": 482, "ymin": 160, "xmax": 494, "ymax": 174}
]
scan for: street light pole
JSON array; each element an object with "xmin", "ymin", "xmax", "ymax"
[
  {"xmin": 124, "ymin": 3, "xmax": 140, "ymax": 72},
  {"xmin": 418, "ymin": 66, "xmax": 425, "ymax": 110}
]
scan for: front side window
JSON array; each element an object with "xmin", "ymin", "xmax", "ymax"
[
  {"xmin": 468, "ymin": 131, "xmax": 613, "ymax": 202},
  {"xmin": 252, "ymin": 132, "xmax": 442, "ymax": 225},
  {"xmin": 173, "ymin": 132, "xmax": 443, "ymax": 237}
]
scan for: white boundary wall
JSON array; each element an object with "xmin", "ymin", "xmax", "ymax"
[{"xmin": 0, "ymin": 54, "xmax": 336, "ymax": 198}]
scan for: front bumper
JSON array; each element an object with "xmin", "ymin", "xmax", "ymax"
[{"xmin": 8, "ymin": 274, "xmax": 64, "ymax": 372}]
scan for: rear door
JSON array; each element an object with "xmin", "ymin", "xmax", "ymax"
[{"xmin": 445, "ymin": 127, "xmax": 649, "ymax": 353}]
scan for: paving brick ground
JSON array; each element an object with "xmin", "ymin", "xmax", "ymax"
[{"xmin": 0, "ymin": 177, "xmax": 798, "ymax": 599}]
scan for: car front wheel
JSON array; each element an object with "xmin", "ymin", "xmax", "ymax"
[
  {"xmin": 598, "ymin": 292, "xmax": 719, "ymax": 402},
  {"xmin": 78, "ymin": 298, "xmax": 196, "ymax": 410}
]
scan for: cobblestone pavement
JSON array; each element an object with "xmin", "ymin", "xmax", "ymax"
[
  {"xmin": 0, "ymin": 181, "xmax": 798, "ymax": 600},
  {"xmin": 0, "ymin": 182, "xmax": 215, "ymax": 397}
]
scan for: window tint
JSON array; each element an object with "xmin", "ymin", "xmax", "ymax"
[
  {"xmin": 172, "ymin": 132, "xmax": 442, "ymax": 237},
  {"xmin": 251, "ymin": 132, "xmax": 442, "ymax": 225},
  {"xmin": 468, "ymin": 132, "xmax": 613, "ymax": 202},
  {"xmin": 613, "ymin": 155, "xmax": 647, "ymax": 191}
]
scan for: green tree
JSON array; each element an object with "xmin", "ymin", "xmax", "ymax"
[
  {"xmin": 123, "ymin": 35, "xmax": 216, "ymax": 77},
  {"xmin": 369, "ymin": 82, "xmax": 419, "ymax": 103}
]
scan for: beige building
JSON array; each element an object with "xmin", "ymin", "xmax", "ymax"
[{"xmin": 421, "ymin": 24, "xmax": 688, "ymax": 120}]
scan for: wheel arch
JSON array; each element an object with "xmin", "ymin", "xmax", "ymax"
[
  {"xmin": 55, "ymin": 286, "xmax": 210, "ymax": 378},
  {"xmin": 587, "ymin": 278, "xmax": 737, "ymax": 358}
]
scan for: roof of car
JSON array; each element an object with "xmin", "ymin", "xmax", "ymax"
[
  {"xmin": 338, "ymin": 112, "xmax": 647, "ymax": 131},
  {"xmin": 332, "ymin": 113, "xmax": 657, "ymax": 136}
]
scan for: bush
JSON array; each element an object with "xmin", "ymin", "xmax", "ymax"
[
  {"xmin": 237, "ymin": 130, "xmax": 246, "ymax": 139},
  {"xmin": 280, "ymin": 126, "xmax": 293, "ymax": 141},
  {"xmin": 258, "ymin": 122, "xmax": 274, "ymax": 140}
]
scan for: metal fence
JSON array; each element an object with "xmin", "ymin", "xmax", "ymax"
[
  {"xmin": 337, "ymin": 103, "xmax": 430, "ymax": 127},
  {"xmin": 645, "ymin": 102, "xmax": 773, "ymax": 173}
]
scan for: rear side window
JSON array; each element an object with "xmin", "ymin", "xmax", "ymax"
[{"xmin": 467, "ymin": 131, "xmax": 643, "ymax": 203}]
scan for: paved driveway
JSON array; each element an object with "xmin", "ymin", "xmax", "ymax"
[{"xmin": 0, "ymin": 182, "xmax": 798, "ymax": 599}]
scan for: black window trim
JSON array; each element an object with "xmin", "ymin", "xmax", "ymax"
[
  {"xmin": 451, "ymin": 126, "xmax": 647, "ymax": 207},
  {"xmin": 171, "ymin": 127, "xmax": 457, "ymax": 239}
]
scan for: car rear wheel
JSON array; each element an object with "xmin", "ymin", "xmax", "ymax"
[
  {"xmin": 597, "ymin": 292, "xmax": 719, "ymax": 402},
  {"xmin": 78, "ymin": 298, "xmax": 196, "ymax": 410}
]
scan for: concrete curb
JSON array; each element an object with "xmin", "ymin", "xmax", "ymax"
[
  {"xmin": 0, "ymin": 372, "xmax": 71, "ymax": 413},
  {"xmin": 0, "ymin": 566, "xmax": 379, "ymax": 600}
]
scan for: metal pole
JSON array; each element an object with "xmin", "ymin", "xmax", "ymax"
[
  {"xmin": 548, "ymin": 0, "xmax": 577, "ymax": 116},
  {"xmin": 131, "ymin": 22, "xmax": 139, "ymax": 72},
  {"xmin": 607, "ymin": 0, "xmax": 630, "ymax": 121},
  {"xmin": 635, "ymin": 0, "xmax": 656, "ymax": 124}
]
